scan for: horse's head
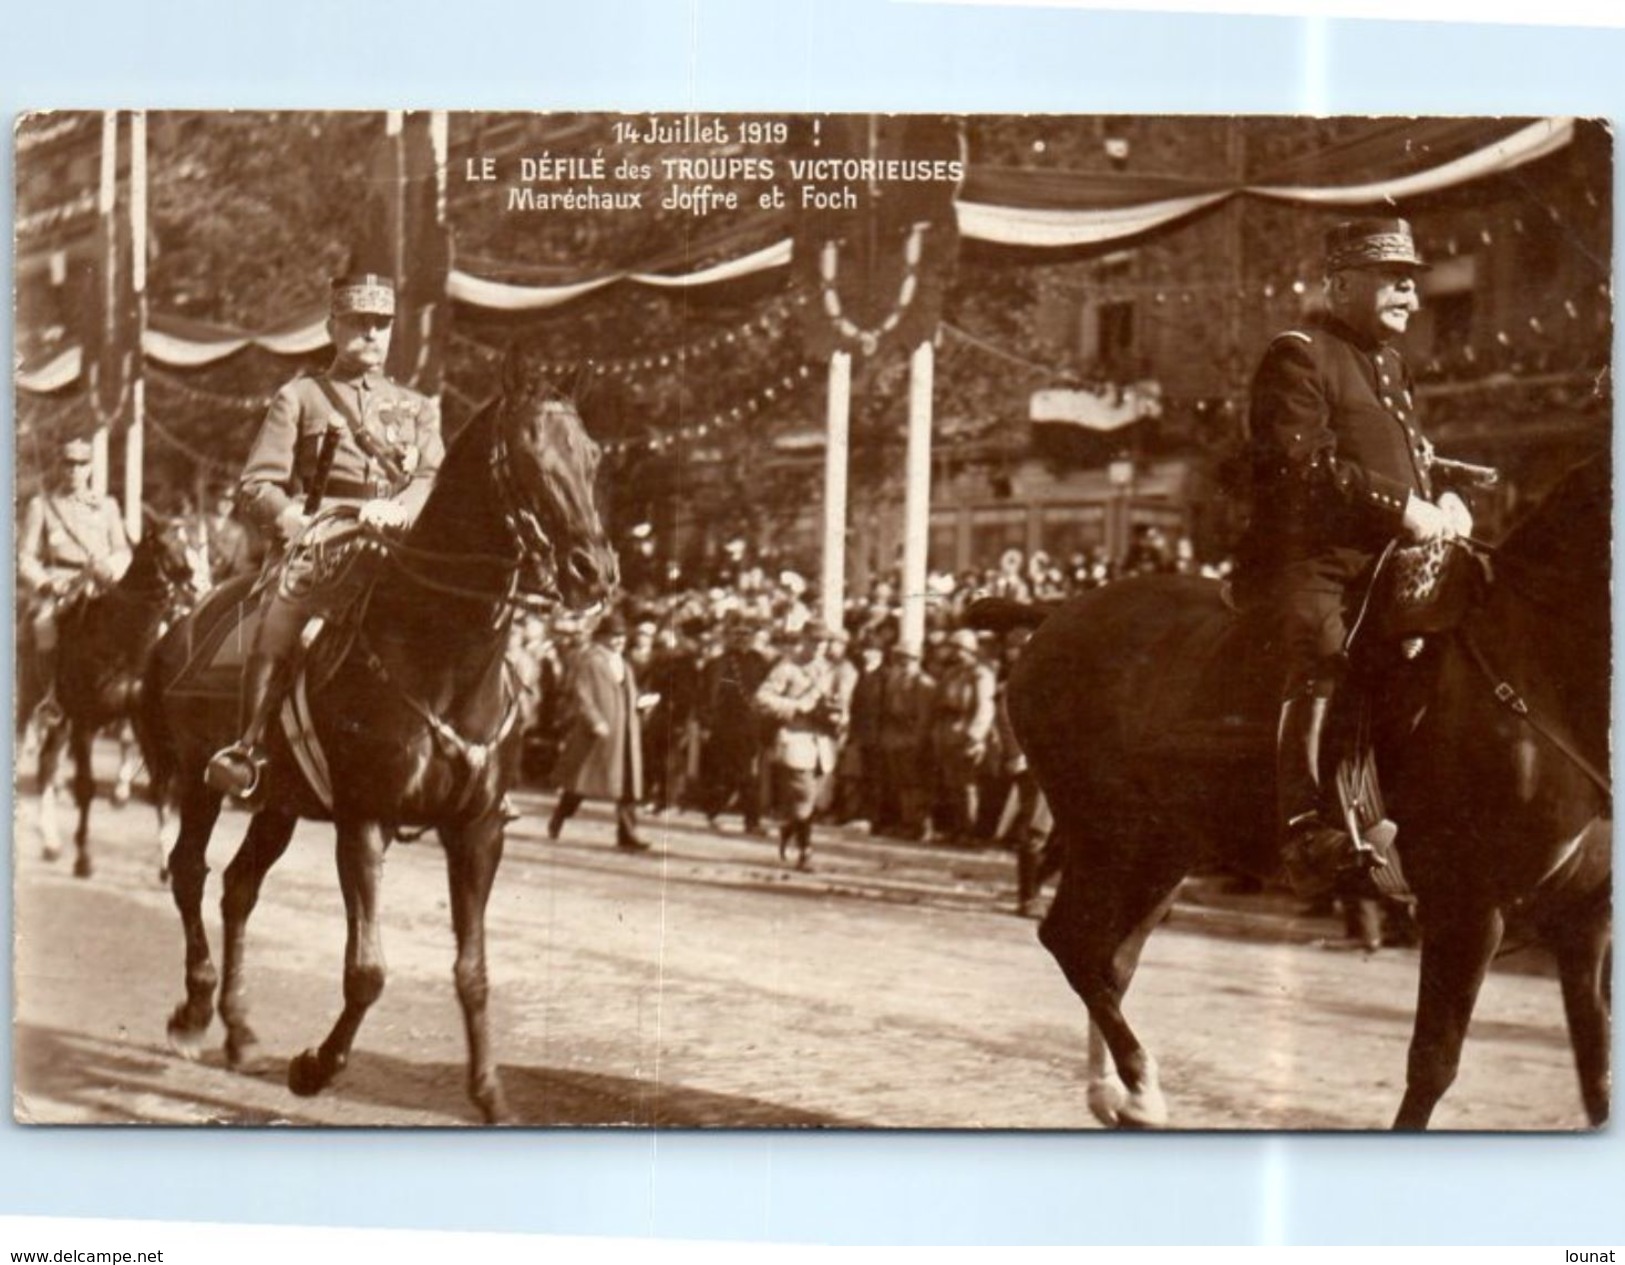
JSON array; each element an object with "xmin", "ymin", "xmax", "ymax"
[
  {"xmin": 496, "ymin": 350, "xmax": 620, "ymax": 610},
  {"xmin": 136, "ymin": 510, "xmax": 213, "ymax": 606}
]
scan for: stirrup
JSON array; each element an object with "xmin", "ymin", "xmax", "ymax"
[{"xmin": 205, "ymin": 744, "xmax": 269, "ymax": 803}]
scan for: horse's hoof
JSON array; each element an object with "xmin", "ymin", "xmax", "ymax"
[
  {"xmin": 227, "ymin": 1032, "xmax": 269, "ymax": 1076},
  {"xmin": 475, "ymin": 1081, "xmax": 513, "ymax": 1125},
  {"xmin": 287, "ymin": 1049, "xmax": 327, "ymax": 1097},
  {"xmin": 73, "ymin": 855, "xmax": 92, "ymax": 880},
  {"xmin": 167, "ymin": 1018, "xmax": 210, "ymax": 1062},
  {"xmin": 1115, "ymin": 1089, "xmax": 1170, "ymax": 1130},
  {"xmin": 1087, "ymin": 1075, "xmax": 1129, "ymax": 1127}
]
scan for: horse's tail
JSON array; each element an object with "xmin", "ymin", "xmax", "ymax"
[{"xmin": 962, "ymin": 595, "xmax": 1054, "ymax": 634}]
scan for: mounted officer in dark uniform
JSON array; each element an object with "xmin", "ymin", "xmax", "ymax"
[
  {"xmin": 1237, "ymin": 218, "xmax": 1473, "ymax": 899},
  {"xmin": 205, "ymin": 273, "xmax": 444, "ymax": 803}
]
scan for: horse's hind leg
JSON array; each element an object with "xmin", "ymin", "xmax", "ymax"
[
  {"xmin": 166, "ymin": 781, "xmax": 225, "ymax": 1058},
  {"xmin": 441, "ymin": 818, "xmax": 511, "ymax": 1124},
  {"xmin": 218, "ymin": 808, "xmax": 298, "ymax": 1073},
  {"xmin": 1545, "ymin": 898, "xmax": 1611, "ymax": 1126},
  {"xmin": 69, "ymin": 723, "xmax": 96, "ymax": 878},
  {"xmin": 289, "ymin": 818, "xmax": 389, "ymax": 1100},
  {"xmin": 1039, "ymin": 827, "xmax": 1188, "ymax": 1128},
  {"xmin": 1392, "ymin": 901, "xmax": 1503, "ymax": 1130}
]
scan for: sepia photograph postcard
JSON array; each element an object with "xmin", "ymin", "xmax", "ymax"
[{"xmin": 11, "ymin": 108, "xmax": 1612, "ymax": 1132}]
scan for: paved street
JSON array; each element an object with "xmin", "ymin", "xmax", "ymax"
[{"xmin": 10, "ymin": 749, "xmax": 1590, "ymax": 1131}]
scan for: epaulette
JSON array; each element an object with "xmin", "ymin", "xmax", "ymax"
[{"xmin": 1270, "ymin": 330, "xmax": 1315, "ymax": 347}]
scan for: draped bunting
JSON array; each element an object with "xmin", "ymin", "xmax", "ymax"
[{"xmin": 16, "ymin": 117, "xmax": 1575, "ymax": 392}]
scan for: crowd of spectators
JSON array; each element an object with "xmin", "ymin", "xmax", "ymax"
[{"xmin": 510, "ymin": 529, "xmax": 1221, "ymax": 911}]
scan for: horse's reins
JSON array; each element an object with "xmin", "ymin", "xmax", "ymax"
[
  {"xmin": 313, "ymin": 403, "xmax": 571, "ymax": 813},
  {"xmin": 1350, "ymin": 532, "xmax": 1611, "ymax": 805},
  {"xmin": 1451, "ymin": 536, "xmax": 1613, "ymax": 804}
]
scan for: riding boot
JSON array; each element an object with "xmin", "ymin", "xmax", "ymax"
[
  {"xmin": 1276, "ymin": 692, "xmax": 1372, "ymax": 900},
  {"xmin": 33, "ymin": 643, "xmax": 64, "ymax": 728},
  {"xmin": 205, "ymin": 653, "xmax": 289, "ymax": 805},
  {"xmin": 795, "ymin": 818, "xmax": 813, "ymax": 871}
]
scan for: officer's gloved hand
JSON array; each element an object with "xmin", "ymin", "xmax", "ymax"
[
  {"xmin": 1401, "ymin": 493, "xmax": 1454, "ymax": 543},
  {"xmin": 275, "ymin": 505, "xmax": 311, "ymax": 544},
  {"xmin": 358, "ymin": 500, "xmax": 409, "ymax": 532},
  {"xmin": 1437, "ymin": 491, "xmax": 1474, "ymax": 538}
]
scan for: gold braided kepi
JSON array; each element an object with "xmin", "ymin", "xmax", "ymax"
[
  {"xmin": 330, "ymin": 273, "xmax": 396, "ymax": 318},
  {"xmin": 1325, "ymin": 218, "xmax": 1429, "ymax": 273}
]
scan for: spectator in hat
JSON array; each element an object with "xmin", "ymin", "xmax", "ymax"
[
  {"xmin": 754, "ymin": 620, "xmax": 846, "ymax": 870},
  {"xmin": 929, "ymin": 628, "xmax": 997, "ymax": 846},
  {"xmin": 875, "ymin": 643, "xmax": 936, "ymax": 840},
  {"xmin": 205, "ymin": 272, "xmax": 444, "ymax": 805},
  {"xmin": 547, "ymin": 613, "xmax": 651, "ymax": 852},
  {"xmin": 697, "ymin": 618, "xmax": 773, "ymax": 834},
  {"xmin": 19, "ymin": 436, "xmax": 133, "ymax": 726},
  {"xmin": 1235, "ymin": 217, "xmax": 1474, "ymax": 899}
]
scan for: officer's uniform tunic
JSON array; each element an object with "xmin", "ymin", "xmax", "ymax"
[
  {"xmin": 239, "ymin": 368, "xmax": 443, "ymax": 609},
  {"xmin": 1238, "ymin": 314, "xmax": 1433, "ymax": 695},
  {"xmin": 18, "ymin": 488, "xmax": 131, "ymax": 645}
]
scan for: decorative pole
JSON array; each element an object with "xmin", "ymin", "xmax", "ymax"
[
  {"xmin": 820, "ymin": 350, "xmax": 852, "ymax": 632},
  {"xmin": 900, "ymin": 338, "xmax": 934, "ymax": 653},
  {"xmin": 125, "ymin": 109, "xmax": 147, "ymax": 542},
  {"xmin": 92, "ymin": 109, "xmax": 118, "ymax": 496}
]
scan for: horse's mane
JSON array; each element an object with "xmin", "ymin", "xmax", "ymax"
[{"xmin": 1493, "ymin": 453, "xmax": 1612, "ymax": 610}]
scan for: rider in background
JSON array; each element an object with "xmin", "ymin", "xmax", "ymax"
[
  {"xmin": 204, "ymin": 273, "xmax": 443, "ymax": 804},
  {"xmin": 1236, "ymin": 218, "xmax": 1473, "ymax": 899},
  {"xmin": 18, "ymin": 436, "xmax": 133, "ymax": 726}
]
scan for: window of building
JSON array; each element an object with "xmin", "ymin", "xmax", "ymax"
[{"xmin": 1098, "ymin": 300, "xmax": 1136, "ymax": 366}]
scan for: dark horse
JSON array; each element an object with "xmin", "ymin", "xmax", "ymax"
[
  {"xmin": 998, "ymin": 455, "xmax": 1610, "ymax": 1129},
  {"xmin": 24, "ymin": 514, "xmax": 206, "ymax": 879},
  {"xmin": 137, "ymin": 351, "xmax": 618, "ymax": 1123}
]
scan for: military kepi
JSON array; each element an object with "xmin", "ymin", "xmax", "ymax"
[
  {"xmin": 1324, "ymin": 218, "xmax": 1429, "ymax": 274},
  {"xmin": 62, "ymin": 437, "xmax": 93, "ymax": 463},
  {"xmin": 330, "ymin": 273, "xmax": 396, "ymax": 318}
]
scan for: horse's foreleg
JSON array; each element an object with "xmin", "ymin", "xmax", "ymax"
[
  {"xmin": 35, "ymin": 720, "xmax": 66, "ymax": 862},
  {"xmin": 1545, "ymin": 900, "xmax": 1611, "ymax": 1127},
  {"xmin": 1393, "ymin": 902, "xmax": 1503, "ymax": 1130},
  {"xmin": 113, "ymin": 723, "xmax": 139, "ymax": 807},
  {"xmin": 442, "ymin": 817, "xmax": 511, "ymax": 1124},
  {"xmin": 289, "ymin": 819, "xmax": 388, "ymax": 1099},
  {"xmin": 69, "ymin": 724, "xmax": 96, "ymax": 878},
  {"xmin": 218, "ymin": 809, "xmax": 298, "ymax": 1073},
  {"xmin": 166, "ymin": 784, "xmax": 224, "ymax": 1058}
]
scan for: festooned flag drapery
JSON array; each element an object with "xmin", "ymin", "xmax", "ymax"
[{"xmin": 17, "ymin": 117, "xmax": 1575, "ymax": 393}]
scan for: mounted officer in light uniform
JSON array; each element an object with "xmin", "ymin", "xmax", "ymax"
[
  {"xmin": 205, "ymin": 273, "xmax": 444, "ymax": 803},
  {"xmin": 18, "ymin": 437, "xmax": 133, "ymax": 725}
]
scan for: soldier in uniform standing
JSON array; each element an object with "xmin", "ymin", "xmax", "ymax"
[
  {"xmin": 929, "ymin": 628, "xmax": 997, "ymax": 846},
  {"xmin": 1238, "ymin": 219, "xmax": 1472, "ymax": 898},
  {"xmin": 18, "ymin": 436, "xmax": 133, "ymax": 726},
  {"xmin": 205, "ymin": 274, "xmax": 444, "ymax": 802},
  {"xmin": 754, "ymin": 621, "xmax": 846, "ymax": 870}
]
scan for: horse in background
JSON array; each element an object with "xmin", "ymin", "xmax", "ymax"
[
  {"xmin": 994, "ymin": 454, "xmax": 1610, "ymax": 1130},
  {"xmin": 138, "ymin": 349, "xmax": 618, "ymax": 1124},
  {"xmin": 25, "ymin": 513, "xmax": 208, "ymax": 879}
]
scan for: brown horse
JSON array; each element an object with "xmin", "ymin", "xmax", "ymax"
[
  {"xmin": 26, "ymin": 514, "xmax": 206, "ymax": 879},
  {"xmin": 137, "ymin": 351, "xmax": 618, "ymax": 1123},
  {"xmin": 995, "ymin": 454, "xmax": 1610, "ymax": 1129}
]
